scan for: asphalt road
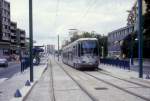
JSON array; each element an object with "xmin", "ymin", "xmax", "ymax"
[{"xmin": 0, "ymin": 62, "xmax": 21, "ymax": 79}]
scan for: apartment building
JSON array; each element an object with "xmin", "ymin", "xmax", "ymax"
[
  {"xmin": 16, "ymin": 29, "xmax": 26, "ymax": 53},
  {"xmin": 10, "ymin": 21, "xmax": 17, "ymax": 54},
  {"xmin": 0, "ymin": 0, "xmax": 11, "ymax": 57}
]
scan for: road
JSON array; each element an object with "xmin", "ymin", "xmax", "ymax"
[{"xmin": 0, "ymin": 62, "xmax": 20, "ymax": 81}]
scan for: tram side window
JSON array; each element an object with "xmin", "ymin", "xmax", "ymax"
[
  {"xmin": 75, "ymin": 45, "xmax": 77, "ymax": 56},
  {"xmin": 78, "ymin": 43, "xmax": 81, "ymax": 57}
]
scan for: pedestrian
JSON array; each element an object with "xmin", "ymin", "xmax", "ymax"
[{"xmin": 21, "ymin": 58, "xmax": 25, "ymax": 72}]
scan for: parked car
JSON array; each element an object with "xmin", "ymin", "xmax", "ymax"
[{"xmin": 0, "ymin": 58, "xmax": 8, "ymax": 67}]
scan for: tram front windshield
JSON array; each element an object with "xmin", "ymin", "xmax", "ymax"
[{"xmin": 81, "ymin": 40, "xmax": 98, "ymax": 56}]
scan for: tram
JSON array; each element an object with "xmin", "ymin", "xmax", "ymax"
[{"xmin": 62, "ymin": 38, "xmax": 100, "ymax": 70}]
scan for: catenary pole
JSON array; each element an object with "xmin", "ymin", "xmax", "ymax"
[
  {"xmin": 29, "ymin": 0, "xmax": 34, "ymax": 82},
  {"xmin": 58, "ymin": 35, "xmax": 59, "ymax": 61},
  {"xmin": 138, "ymin": 0, "xmax": 143, "ymax": 78}
]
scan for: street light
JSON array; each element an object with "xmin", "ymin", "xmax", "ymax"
[{"xmin": 29, "ymin": 0, "xmax": 33, "ymax": 82}]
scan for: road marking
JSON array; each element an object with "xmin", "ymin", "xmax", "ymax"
[{"xmin": 0, "ymin": 78, "xmax": 8, "ymax": 84}]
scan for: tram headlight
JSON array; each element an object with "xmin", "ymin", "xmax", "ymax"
[{"xmin": 77, "ymin": 60, "xmax": 82, "ymax": 64}]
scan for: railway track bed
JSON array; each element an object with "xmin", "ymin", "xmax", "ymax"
[{"xmin": 55, "ymin": 60, "xmax": 150, "ymax": 101}]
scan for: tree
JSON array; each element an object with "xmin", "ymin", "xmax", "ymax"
[
  {"xmin": 70, "ymin": 33, "xmax": 80, "ymax": 43},
  {"xmin": 81, "ymin": 32, "xmax": 92, "ymax": 38},
  {"xmin": 95, "ymin": 35, "xmax": 108, "ymax": 57},
  {"xmin": 143, "ymin": 0, "xmax": 150, "ymax": 58},
  {"xmin": 144, "ymin": 0, "xmax": 150, "ymax": 38}
]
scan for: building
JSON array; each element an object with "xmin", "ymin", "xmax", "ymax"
[
  {"xmin": 108, "ymin": 0, "xmax": 147, "ymax": 59},
  {"xmin": 10, "ymin": 21, "xmax": 17, "ymax": 54},
  {"xmin": 16, "ymin": 29, "xmax": 26, "ymax": 54},
  {"xmin": 108, "ymin": 25, "xmax": 134, "ymax": 58},
  {"xmin": 46, "ymin": 44, "xmax": 55, "ymax": 54},
  {"xmin": 0, "ymin": 0, "xmax": 11, "ymax": 57}
]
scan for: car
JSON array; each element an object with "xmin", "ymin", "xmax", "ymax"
[{"xmin": 0, "ymin": 58, "xmax": 8, "ymax": 67}]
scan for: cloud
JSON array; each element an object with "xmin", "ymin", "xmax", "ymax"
[{"xmin": 9, "ymin": 0, "xmax": 136, "ymax": 47}]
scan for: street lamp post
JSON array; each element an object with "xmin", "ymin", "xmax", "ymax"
[
  {"xmin": 58, "ymin": 35, "xmax": 59, "ymax": 61},
  {"xmin": 130, "ymin": 36, "xmax": 134, "ymax": 65},
  {"xmin": 29, "ymin": 0, "xmax": 34, "ymax": 82},
  {"xmin": 101, "ymin": 46, "xmax": 104, "ymax": 58},
  {"xmin": 138, "ymin": 0, "xmax": 143, "ymax": 78}
]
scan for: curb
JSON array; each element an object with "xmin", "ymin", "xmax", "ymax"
[
  {"xmin": 10, "ymin": 63, "xmax": 48, "ymax": 101},
  {"xmin": 99, "ymin": 65, "xmax": 150, "ymax": 84},
  {"xmin": 130, "ymin": 77, "xmax": 150, "ymax": 84},
  {"xmin": 22, "ymin": 81, "xmax": 38, "ymax": 101}
]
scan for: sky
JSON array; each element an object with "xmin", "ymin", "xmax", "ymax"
[{"xmin": 8, "ymin": 0, "xmax": 136, "ymax": 48}]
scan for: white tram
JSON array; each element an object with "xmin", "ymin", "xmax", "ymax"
[{"xmin": 62, "ymin": 38, "xmax": 100, "ymax": 70}]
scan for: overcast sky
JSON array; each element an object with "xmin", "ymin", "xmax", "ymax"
[{"xmin": 8, "ymin": 0, "xmax": 136, "ymax": 48}]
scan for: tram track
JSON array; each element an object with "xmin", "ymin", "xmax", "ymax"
[
  {"xmin": 55, "ymin": 60, "xmax": 99, "ymax": 101},
  {"xmin": 97, "ymin": 69, "xmax": 150, "ymax": 88},
  {"xmin": 56, "ymin": 60, "xmax": 150, "ymax": 101},
  {"xmin": 84, "ymin": 71, "xmax": 150, "ymax": 101}
]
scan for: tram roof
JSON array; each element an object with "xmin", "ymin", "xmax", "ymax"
[
  {"xmin": 62, "ymin": 38, "xmax": 98, "ymax": 50},
  {"xmin": 77, "ymin": 38, "xmax": 97, "ymax": 41}
]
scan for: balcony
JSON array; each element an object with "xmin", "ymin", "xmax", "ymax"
[
  {"xmin": 11, "ymin": 33, "xmax": 16, "ymax": 36},
  {"xmin": 20, "ymin": 34, "xmax": 25, "ymax": 38},
  {"xmin": 11, "ymin": 39, "xmax": 17, "ymax": 43},
  {"xmin": 11, "ymin": 26, "xmax": 16, "ymax": 30},
  {"xmin": 2, "ymin": 36, "xmax": 10, "ymax": 41},
  {"xmin": 20, "ymin": 40, "xmax": 25, "ymax": 43}
]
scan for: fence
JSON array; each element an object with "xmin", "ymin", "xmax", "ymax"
[{"xmin": 100, "ymin": 58, "xmax": 130, "ymax": 70}]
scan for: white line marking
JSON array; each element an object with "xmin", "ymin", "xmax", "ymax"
[{"xmin": 0, "ymin": 78, "xmax": 8, "ymax": 84}]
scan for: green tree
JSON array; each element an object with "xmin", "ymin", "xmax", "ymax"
[
  {"xmin": 81, "ymin": 32, "xmax": 93, "ymax": 38},
  {"xmin": 143, "ymin": 0, "xmax": 150, "ymax": 58},
  {"xmin": 70, "ymin": 33, "xmax": 80, "ymax": 42},
  {"xmin": 96, "ymin": 35, "xmax": 108, "ymax": 57}
]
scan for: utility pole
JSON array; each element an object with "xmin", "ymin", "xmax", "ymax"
[
  {"xmin": 29, "ymin": 0, "xmax": 34, "ymax": 82},
  {"xmin": 58, "ymin": 35, "xmax": 59, "ymax": 61},
  {"xmin": 130, "ymin": 36, "xmax": 134, "ymax": 65},
  {"xmin": 101, "ymin": 46, "xmax": 104, "ymax": 58},
  {"xmin": 138, "ymin": 0, "xmax": 143, "ymax": 78}
]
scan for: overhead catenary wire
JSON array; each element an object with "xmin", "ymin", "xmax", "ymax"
[
  {"xmin": 54, "ymin": 0, "xmax": 60, "ymax": 33},
  {"xmin": 75, "ymin": 0, "xmax": 97, "ymax": 29}
]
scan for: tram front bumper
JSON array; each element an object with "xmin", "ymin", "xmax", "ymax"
[{"xmin": 78, "ymin": 63, "xmax": 98, "ymax": 68}]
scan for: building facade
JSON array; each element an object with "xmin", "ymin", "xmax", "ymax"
[
  {"xmin": 108, "ymin": 25, "xmax": 134, "ymax": 58},
  {"xmin": 0, "ymin": 0, "xmax": 11, "ymax": 57},
  {"xmin": 46, "ymin": 44, "xmax": 55, "ymax": 54},
  {"xmin": 16, "ymin": 29, "xmax": 26, "ymax": 54},
  {"xmin": 10, "ymin": 21, "xmax": 17, "ymax": 54}
]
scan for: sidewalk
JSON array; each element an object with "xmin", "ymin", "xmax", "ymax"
[
  {"xmin": 99, "ymin": 64, "xmax": 150, "ymax": 80},
  {"xmin": 0, "ymin": 59, "xmax": 47, "ymax": 101},
  {"xmin": 24, "ymin": 65, "xmax": 51, "ymax": 101},
  {"xmin": 25, "ymin": 57, "xmax": 92, "ymax": 101},
  {"xmin": 131, "ymin": 60, "xmax": 150, "ymax": 74}
]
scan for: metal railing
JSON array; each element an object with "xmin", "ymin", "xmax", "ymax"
[{"xmin": 100, "ymin": 58, "xmax": 130, "ymax": 70}]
